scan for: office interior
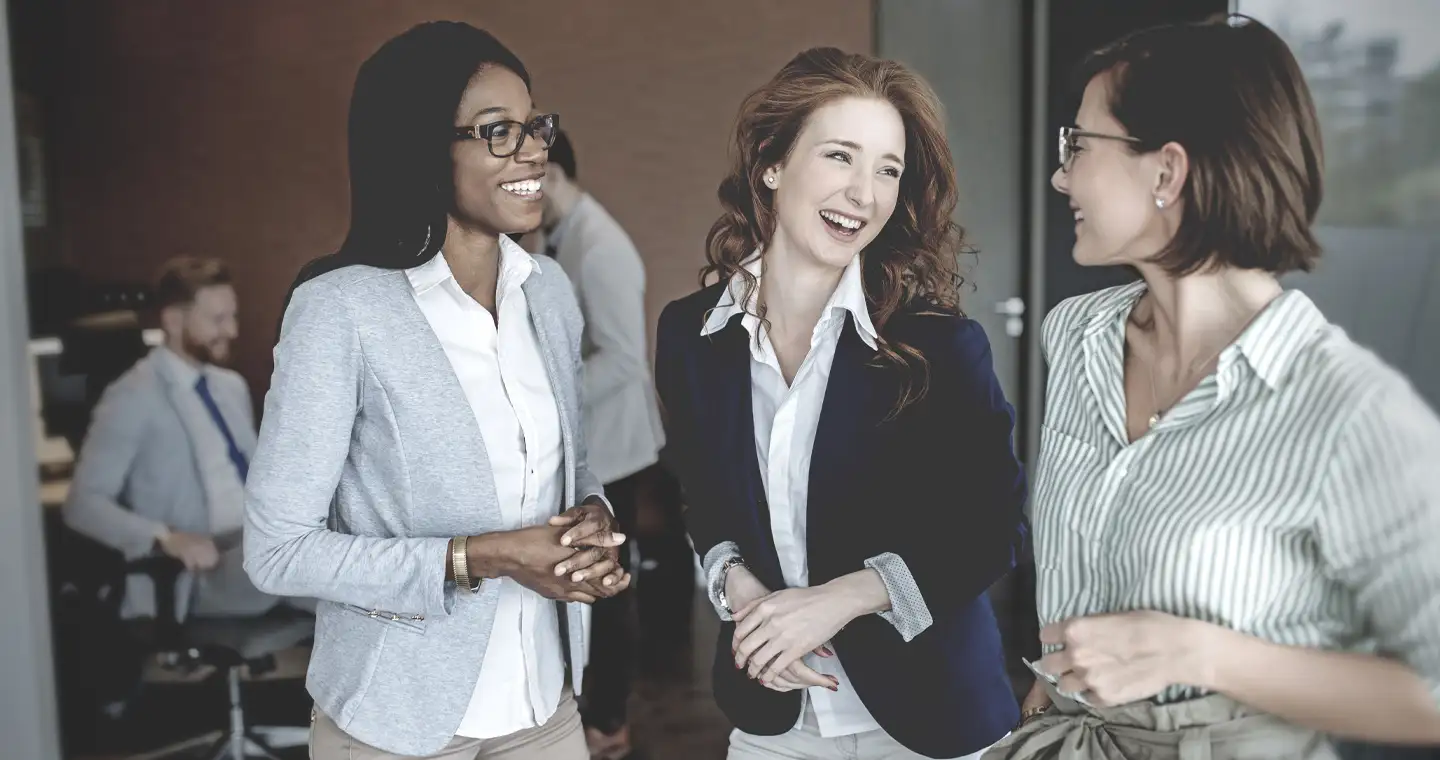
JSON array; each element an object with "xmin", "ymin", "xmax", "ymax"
[{"xmin": 1, "ymin": 1, "xmax": 1437, "ymax": 758}]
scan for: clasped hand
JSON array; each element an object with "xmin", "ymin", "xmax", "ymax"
[
  {"xmin": 502, "ymin": 499, "xmax": 632, "ymax": 604},
  {"xmin": 730, "ymin": 574, "xmax": 848, "ymax": 693}
]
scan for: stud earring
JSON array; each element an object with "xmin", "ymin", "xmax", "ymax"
[
  {"xmin": 1155, "ymin": 197, "xmax": 1166, "ymax": 209},
  {"xmin": 764, "ymin": 175, "xmax": 776, "ymax": 187}
]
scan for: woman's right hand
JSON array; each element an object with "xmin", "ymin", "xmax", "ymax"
[
  {"xmin": 470, "ymin": 525, "xmax": 621, "ymax": 603},
  {"xmin": 725, "ymin": 566, "xmax": 837, "ymax": 693}
]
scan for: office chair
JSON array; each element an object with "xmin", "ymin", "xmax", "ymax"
[{"xmin": 119, "ymin": 551, "xmax": 314, "ymax": 760}]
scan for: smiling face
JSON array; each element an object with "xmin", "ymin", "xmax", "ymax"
[
  {"xmin": 450, "ymin": 65, "xmax": 548, "ymax": 235},
  {"xmin": 764, "ymin": 96, "xmax": 906, "ymax": 271},
  {"xmin": 1051, "ymin": 74, "xmax": 1174, "ymax": 268},
  {"xmin": 164, "ymin": 284, "xmax": 239, "ymax": 366}
]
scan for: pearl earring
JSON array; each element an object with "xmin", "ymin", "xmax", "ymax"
[
  {"xmin": 765, "ymin": 176, "xmax": 776, "ymax": 187},
  {"xmin": 1155, "ymin": 197, "xmax": 1166, "ymax": 209}
]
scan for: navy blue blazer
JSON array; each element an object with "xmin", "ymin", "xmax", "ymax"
[{"xmin": 655, "ymin": 283, "xmax": 1029, "ymax": 759}]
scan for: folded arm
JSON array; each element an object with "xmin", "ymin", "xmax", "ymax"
[
  {"xmin": 865, "ymin": 320, "xmax": 1028, "ymax": 641},
  {"xmin": 654, "ymin": 301, "xmax": 748, "ymax": 618}
]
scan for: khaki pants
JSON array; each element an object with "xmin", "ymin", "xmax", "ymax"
[
  {"xmin": 728, "ymin": 701, "xmax": 995, "ymax": 760},
  {"xmin": 981, "ymin": 679, "xmax": 1338, "ymax": 759},
  {"xmin": 310, "ymin": 691, "xmax": 587, "ymax": 760}
]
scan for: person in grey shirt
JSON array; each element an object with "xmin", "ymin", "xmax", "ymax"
[
  {"xmin": 63, "ymin": 256, "xmax": 287, "ymax": 620},
  {"xmin": 538, "ymin": 129, "xmax": 665, "ymax": 760}
]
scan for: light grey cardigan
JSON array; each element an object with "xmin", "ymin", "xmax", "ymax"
[{"xmin": 243, "ymin": 256, "xmax": 605, "ymax": 757}]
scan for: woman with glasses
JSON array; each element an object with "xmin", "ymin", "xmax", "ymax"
[
  {"xmin": 987, "ymin": 14, "xmax": 1440, "ymax": 759},
  {"xmin": 656, "ymin": 48, "xmax": 1028, "ymax": 759},
  {"xmin": 244, "ymin": 22, "xmax": 629, "ymax": 760}
]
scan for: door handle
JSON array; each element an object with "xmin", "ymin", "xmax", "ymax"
[{"xmin": 994, "ymin": 297, "xmax": 1025, "ymax": 337}]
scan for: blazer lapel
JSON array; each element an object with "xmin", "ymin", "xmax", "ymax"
[
  {"xmin": 807, "ymin": 319, "xmax": 879, "ymax": 547},
  {"xmin": 390, "ymin": 273, "xmax": 505, "ymax": 533},
  {"xmin": 522, "ymin": 276, "xmax": 578, "ymax": 512},
  {"xmin": 700, "ymin": 319, "xmax": 780, "ymax": 578},
  {"xmin": 150, "ymin": 352, "xmax": 209, "ymax": 483}
]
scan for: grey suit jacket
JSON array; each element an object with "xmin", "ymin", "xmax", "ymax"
[
  {"xmin": 243, "ymin": 256, "xmax": 605, "ymax": 757},
  {"xmin": 62, "ymin": 349, "xmax": 258, "ymax": 618}
]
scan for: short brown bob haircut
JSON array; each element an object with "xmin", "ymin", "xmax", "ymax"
[
  {"xmin": 153, "ymin": 256, "xmax": 232, "ymax": 310},
  {"xmin": 1076, "ymin": 13, "xmax": 1324, "ymax": 276}
]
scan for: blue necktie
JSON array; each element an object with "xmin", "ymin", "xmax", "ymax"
[{"xmin": 195, "ymin": 375, "xmax": 249, "ymax": 482}]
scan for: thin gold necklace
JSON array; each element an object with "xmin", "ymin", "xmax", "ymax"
[
  {"xmin": 1138, "ymin": 286, "xmax": 1282, "ymax": 429},
  {"xmin": 1143, "ymin": 337, "xmax": 1229, "ymax": 429}
]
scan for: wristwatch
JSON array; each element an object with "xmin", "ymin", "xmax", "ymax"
[{"xmin": 715, "ymin": 556, "xmax": 748, "ymax": 616}]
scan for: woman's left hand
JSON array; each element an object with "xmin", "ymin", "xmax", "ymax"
[
  {"xmin": 548, "ymin": 498, "xmax": 626, "ymax": 589},
  {"xmin": 1037, "ymin": 610, "xmax": 1213, "ymax": 707},
  {"xmin": 550, "ymin": 497, "xmax": 625, "ymax": 549},
  {"xmin": 733, "ymin": 587, "xmax": 855, "ymax": 684}
]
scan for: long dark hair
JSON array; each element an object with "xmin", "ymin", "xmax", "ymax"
[
  {"xmin": 705, "ymin": 47, "xmax": 967, "ymax": 416},
  {"xmin": 278, "ymin": 22, "xmax": 530, "ymax": 329}
]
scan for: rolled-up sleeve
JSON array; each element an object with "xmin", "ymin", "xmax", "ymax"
[
  {"xmin": 866, "ymin": 552, "xmax": 934, "ymax": 643},
  {"xmin": 1317, "ymin": 382, "xmax": 1440, "ymax": 705},
  {"xmin": 863, "ymin": 320, "xmax": 1027, "ymax": 642},
  {"xmin": 704, "ymin": 541, "xmax": 742, "ymax": 621}
]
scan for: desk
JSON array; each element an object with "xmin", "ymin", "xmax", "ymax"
[{"xmin": 40, "ymin": 479, "xmax": 68, "ymax": 509}]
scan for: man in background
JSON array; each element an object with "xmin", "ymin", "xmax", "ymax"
[
  {"xmin": 64, "ymin": 256, "xmax": 290, "ymax": 620},
  {"xmin": 541, "ymin": 130, "xmax": 665, "ymax": 760}
]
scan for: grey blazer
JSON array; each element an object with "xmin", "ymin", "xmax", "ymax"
[
  {"xmin": 243, "ymin": 256, "xmax": 605, "ymax": 757},
  {"xmin": 63, "ymin": 349, "xmax": 257, "ymax": 618}
]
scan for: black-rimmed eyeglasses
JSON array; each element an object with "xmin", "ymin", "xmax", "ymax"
[
  {"xmin": 1058, "ymin": 126, "xmax": 1141, "ymax": 173},
  {"xmin": 455, "ymin": 113, "xmax": 560, "ymax": 158}
]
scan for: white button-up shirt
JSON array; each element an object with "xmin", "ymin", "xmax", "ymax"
[
  {"xmin": 701, "ymin": 254, "xmax": 884, "ymax": 738},
  {"xmin": 405, "ymin": 238, "xmax": 568, "ymax": 739}
]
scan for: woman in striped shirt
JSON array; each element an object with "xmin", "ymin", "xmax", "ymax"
[{"xmin": 986, "ymin": 14, "xmax": 1440, "ymax": 760}]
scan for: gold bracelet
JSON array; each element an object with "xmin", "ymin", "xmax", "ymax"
[
  {"xmin": 1016, "ymin": 704, "xmax": 1049, "ymax": 729},
  {"xmin": 452, "ymin": 536, "xmax": 473, "ymax": 592}
]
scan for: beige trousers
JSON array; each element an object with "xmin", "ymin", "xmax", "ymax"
[
  {"xmin": 728, "ymin": 700, "xmax": 995, "ymax": 760},
  {"xmin": 981, "ymin": 679, "xmax": 1339, "ymax": 760},
  {"xmin": 309, "ymin": 690, "xmax": 587, "ymax": 760}
]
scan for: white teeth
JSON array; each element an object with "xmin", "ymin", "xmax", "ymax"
[
  {"xmin": 1073, "ymin": 210, "xmax": 1084, "ymax": 222},
  {"xmin": 501, "ymin": 179, "xmax": 542, "ymax": 195},
  {"xmin": 820, "ymin": 210, "xmax": 863, "ymax": 230}
]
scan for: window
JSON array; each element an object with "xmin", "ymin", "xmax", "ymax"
[{"xmin": 1241, "ymin": 0, "xmax": 1440, "ymax": 408}]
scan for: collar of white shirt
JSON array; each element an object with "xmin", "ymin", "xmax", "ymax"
[
  {"xmin": 156, "ymin": 345, "xmax": 207, "ymax": 388},
  {"xmin": 1080, "ymin": 279, "xmax": 1328, "ymax": 392},
  {"xmin": 404, "ymin": 234, "xmax": 541, "ymax": 297},
  {"xmin": 700, "ymin": 251, "xmax": 878, "ymax": 351}
]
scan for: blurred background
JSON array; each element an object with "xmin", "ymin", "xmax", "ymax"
[{"xmin": 1, "ymin": 1, "xmax": 1436, "ymax": 759}]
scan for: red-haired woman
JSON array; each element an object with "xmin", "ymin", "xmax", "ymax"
[{"xmin": 655, "ymin": 47, "xmax": 1028, "ymax": 760}]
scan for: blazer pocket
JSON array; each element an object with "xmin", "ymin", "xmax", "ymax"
[{"xmin": 339, "ymin": 603, "xmax": 428, "ymax": 635}]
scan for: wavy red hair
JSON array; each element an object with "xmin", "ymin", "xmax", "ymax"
[{"xmin": 703, "ymin": 47, "xmax": 968, "ymax": 415}]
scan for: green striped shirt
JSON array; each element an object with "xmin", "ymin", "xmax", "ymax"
[{"xmin": 1033, "ymin": 281, "xmax": 1440, "ymax": 704}]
